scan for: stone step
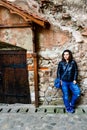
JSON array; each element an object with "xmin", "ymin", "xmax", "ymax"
[{"xmin": 0, "ymin": 104, "xmax": 86, "ymax": 114}]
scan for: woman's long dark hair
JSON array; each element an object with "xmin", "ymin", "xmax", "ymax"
[{"xmin": 62, "ymin": 49, "xmax": 73, "ymax": 62}]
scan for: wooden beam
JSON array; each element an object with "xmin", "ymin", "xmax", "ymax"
[
  {"xmin": 33, "ymin": 54, "xmax": 39, "ymax": 107},
  {"xmin": 0, "ymin": 23, "xmax": 32, "ymax": 29},
  {"xmin": 0, "ymin": 0, "xmax": 50, "ymax": 28},
  {"xmin": 32, "ymin": 24, "xmax": 39, "ymax": 107},
  {"xmin": 26, "ymin": 53, "xmax": 36, "ymax": 58},
  {"xmin": 27, "ymin": 65, "xmax": 49, "ymax": 71}
]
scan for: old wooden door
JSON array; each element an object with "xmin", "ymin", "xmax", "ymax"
[{"xmin": 0, "ymin": 50, "xmax": 31, "ymax": 104}]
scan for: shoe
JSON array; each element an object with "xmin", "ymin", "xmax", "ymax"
[
  {"xmin": 70, "ymin": 103, "xmax": 75, "ymax": 112},
  {"xmin": 66, "ymin": 107, "xmax": 75, "ymax": 113}
]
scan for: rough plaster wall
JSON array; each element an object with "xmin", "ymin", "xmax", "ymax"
[
  {"xmin": 0, "ymin": 7, "xmax": 33, "ymax": 51},
  {"xmin": 0, "ymin": 28, "xmax": 33, "ymax": 51}
]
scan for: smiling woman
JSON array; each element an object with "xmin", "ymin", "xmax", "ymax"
[{"xmin": 63, "ymin": 52, "xmax": 70, "ymax": 62}]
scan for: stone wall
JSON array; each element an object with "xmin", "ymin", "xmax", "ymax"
[{"xmin": 34, "ymin": 0, "xmax": 87, "ymax": 105}]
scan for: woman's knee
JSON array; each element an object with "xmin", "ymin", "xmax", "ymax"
[
  {"xmin": 71, "ymin": 83, "xmax": 81, "ymax": 96},
  {"xmin": 74, "ymin": 88, "xmax": 81, "ymax": 98}
]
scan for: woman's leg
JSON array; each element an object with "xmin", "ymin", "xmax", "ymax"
[
  {"xmin": 69, "ymin": 82, "xmax": 81, "ymax": 108},
  {"xmin": 62, "ymin": 81, "xmax": 70, "ymax": 109}
]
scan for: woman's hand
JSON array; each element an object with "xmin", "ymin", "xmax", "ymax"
[{"xmin": 73, "ymin": 80, "xmax": 77, "ymax": 84}]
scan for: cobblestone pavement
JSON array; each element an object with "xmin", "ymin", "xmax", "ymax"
[{"xmin": 0, "ymin": 104, "xmax": 87, "ymax": 130}]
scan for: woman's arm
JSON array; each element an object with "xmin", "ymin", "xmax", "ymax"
[
  {"xmin": 73, "ymin": 60, "xmax": 78, "ymax": 83},
  {"xmin": 57, "ymin": 62, "xmax": 62, "ymax": 79}
]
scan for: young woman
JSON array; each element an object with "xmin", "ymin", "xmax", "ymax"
[{"xmin": 57, "ymin": 50, "xmax": 81, "ymax": 113}]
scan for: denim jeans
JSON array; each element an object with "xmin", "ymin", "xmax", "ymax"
[{"xmin": 62, "ymin": 81, "xmax": 81, "ymax": 108}]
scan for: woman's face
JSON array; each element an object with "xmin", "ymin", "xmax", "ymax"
[{"xmin": 63, "ymin": 52, "xmax": 70, "ymax": 61}]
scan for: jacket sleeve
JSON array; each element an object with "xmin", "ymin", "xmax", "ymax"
[
  {"xmin": 73, "ymin": 61, "xmax": 78, "ymax": 81},
  {"xmin": 57, "ymin": 62, "xmax": 62, "ymax": 79}
]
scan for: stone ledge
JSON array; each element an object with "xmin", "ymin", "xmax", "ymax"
[{"xmin": 0, "ymin": 104, "xmax": 87, "ymax": 114}]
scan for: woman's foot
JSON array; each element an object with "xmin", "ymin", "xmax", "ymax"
[{"xmin": 66, "ymin": 107, "xmax": 75, "ymax": 113}]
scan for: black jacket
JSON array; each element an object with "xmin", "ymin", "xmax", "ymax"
[{"xmin": 57, "ymin": 60, "xmax": 78, "ymax": 82}]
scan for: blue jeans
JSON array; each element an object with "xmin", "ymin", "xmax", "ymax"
[{"xmin": 62, "ymin": 81, "xmax": 81, "ymax": 108}]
